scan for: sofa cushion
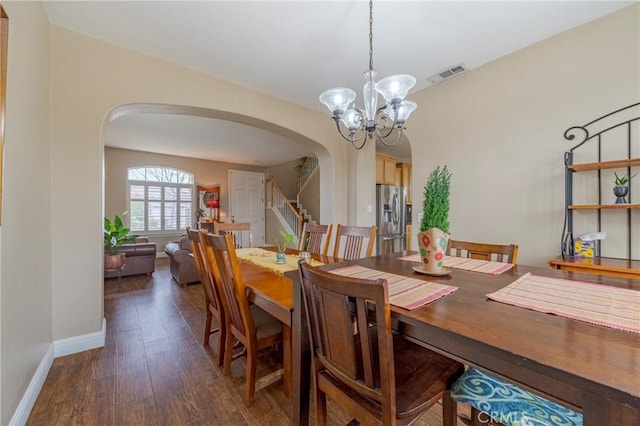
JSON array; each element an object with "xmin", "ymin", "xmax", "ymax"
[{"xmin": 120, "ymin": 242, "xmax": 156, "ymax": 257}]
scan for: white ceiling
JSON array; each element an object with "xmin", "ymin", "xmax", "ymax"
[{"xmin": 43, "ymin": 0, "xmax": 633, "ymax": 166}]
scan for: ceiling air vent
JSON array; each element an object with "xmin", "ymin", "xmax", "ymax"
[{"xmin": 427, "ymin": 63, "xmax": 468, "ymax": 84}]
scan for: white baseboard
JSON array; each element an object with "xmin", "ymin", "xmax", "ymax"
[
  {"xmin": 10, "ymin": 319, "xmax": 107, "ymax": 425},
  {"xmin": 54, "ymin": 318, "xmax": 106, "ymax": 357},
  {"xmin": 9, "ymin": 344, "xmax": 54, "ymax": 426}
]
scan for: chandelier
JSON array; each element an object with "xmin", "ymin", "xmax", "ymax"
[{"xmin": 319, "ymin": 0, "xmax": 417, "ymax": 150}]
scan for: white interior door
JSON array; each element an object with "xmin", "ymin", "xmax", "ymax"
[{"xmin": 228, "ymin": 170, "xmax": 265, "ymax": 246}]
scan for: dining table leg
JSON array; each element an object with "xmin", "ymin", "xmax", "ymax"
[
  {"xmin": 283, "ymin": 325, "xmax": 292, "ymax": 398},
  {"xmin": 292, "ymin": 276, "xmax": 311, "ymax": 425}
]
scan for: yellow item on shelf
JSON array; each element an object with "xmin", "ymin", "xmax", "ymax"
[{"xmin": 574, "ymin": 240, "xmax": 595, "ymax": 258}]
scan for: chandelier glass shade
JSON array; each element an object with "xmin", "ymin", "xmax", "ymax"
[{"xmin": 319, "ymin": 0, "xmax": 417, "ymax": 150}]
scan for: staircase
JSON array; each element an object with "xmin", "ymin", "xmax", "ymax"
[
  {"xmin": 296, "ymin": 156, "xmax": 318, "ymax": 194},
  {"xmin": 267, "ymin": 157, "xmax": 319, "ymax": 245}
]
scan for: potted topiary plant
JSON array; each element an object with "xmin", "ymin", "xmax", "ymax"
[
  {"xmin": 274, "ymin": 230, "xmax": 294, "ymax": 264},
  {"xmin": 613, "ymin": 171, "xmax": 635, "ymax": 204},
  {"xmin": 104, "ymin": 215, "xmax": 138, "ymax": 269},
  {"xmin": 417, "ymin": 165, "xmax": 452, "ymax": 275}
]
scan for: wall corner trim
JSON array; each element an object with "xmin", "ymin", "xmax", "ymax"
[
  {"xmin": 10, "ymin": 319, "xmax": 107, "ymax": 425},
  {"xmin": 9, "ymin": 344, "xmax": 54, "ymax": 426},
  {"xmin": 54, "ymin": 317, "xmax": 106, "ymax": 357}
]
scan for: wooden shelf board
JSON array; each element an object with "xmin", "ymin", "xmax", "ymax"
[
  {"xmin": 568, "ymin": 158, "xmax": 640, "ymax": 172},
  {"xmin": 569, "ymin": 204, "xmax": 640, "ymax": 209},
  {"xmin": 549, "ymin": 256, "xmax": 640, "ymax": 280}
]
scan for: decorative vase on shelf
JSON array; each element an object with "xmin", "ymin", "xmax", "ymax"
[
  {"xmin": 613, "ymin": 186, "xmax": 628, "ymax": 204},
  {"xmin": 275, "ymin": 252, "xmax": 286, "ymax": 264},
  {"xmin": 417, "ymin": 228, "xmax": 450, "ymax": 274}
]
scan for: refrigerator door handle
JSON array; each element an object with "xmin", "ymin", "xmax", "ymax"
[{"xmin": 392, "ymin": 192, "xmax": 398, "ymax": 226}]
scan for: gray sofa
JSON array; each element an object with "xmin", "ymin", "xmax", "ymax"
[
  {"xmin": 105, "ymin": 237, "xmax": 157, "ymax": 278},
  {"xmin": 164, "ymin": 235, "xmax": 200, "ymax": 287}
]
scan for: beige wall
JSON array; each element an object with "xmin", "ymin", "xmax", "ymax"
[
  {"xmin": 49, "ymin": 24, "xmax": 354, "ymax": 346},
  {"xmin": 105, "ymin": 147, "xmax": 266, "ymax": 251},
  {"xmin": 408, "ymin": 4, "xmax": 640, "ymax": 266},
  {"xmin": 266, "ymin": 158, "xmax": 300, "ymax": 199},
  {"xmin": 0, "ymin": 1, "xmax": 52, "ymax": 423}
]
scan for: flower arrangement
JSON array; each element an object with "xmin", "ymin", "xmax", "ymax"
[{"xmin": 274, "ymin": 230, "xmax": 295, "ymax": 253}]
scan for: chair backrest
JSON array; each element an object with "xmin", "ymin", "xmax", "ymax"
[
  {"xmin": 213, "ymin": 222, "xmax": 252, "ymax": 249},
  {"xmin": 298, "ymin": 261, "xmax": 395, "ymax": 415},
  {"xmin": 332, "ymin": 225, "xmax": 377, "ymax": 260},
  {"xmin": 186, "ymin": 227, "xmax": 222, "ymax": 314},
  {"xmin": 298, "ymin": 223, "xmax": 333, "ymax": 256},
  {"xmin": 203, "ymin": 233, "xmax": 254, "ymax": 340},
  {"xmin": 448, "ymin": 240, "xmax": 519, "ymax": 263}
]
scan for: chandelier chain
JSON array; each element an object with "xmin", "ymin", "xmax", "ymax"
[{"xmin": 368, "ymin": 0, "xmax": 373, "ymax": 71}]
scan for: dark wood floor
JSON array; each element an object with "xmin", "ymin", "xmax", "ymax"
[{"xmin": 27, "ymin": 258, "xmax": 461, "ymax": 425}]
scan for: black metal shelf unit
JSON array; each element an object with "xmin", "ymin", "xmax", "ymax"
[{"xmin": 561, "ymin": 103, "xmax": 640, "ymax": 260}]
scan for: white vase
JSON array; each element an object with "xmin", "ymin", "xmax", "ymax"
[{"xmin": 416, "ymin": 228, "xmax": 450, "ymax": 274}]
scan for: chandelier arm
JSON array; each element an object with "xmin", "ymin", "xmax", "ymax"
[
  {"xmin": 376, "ymin": 124, "xmax": 396, "ymax": 140},
  {"xmin": 375, "ymin": 127, "xmax": 404, "ymax": 147},
  {"xmin": 372, "ymin": 111, "xmax": 396, "ymax": 139},
  {"xmin": 332, "ymin": 117, "xmax": 367, "ymax": 144},
  {"xmin": 352, "ymin": 137, "xmax": 368, "ymax": 150},
  {"xmin": 375, "ymin": 103, "xmax": 403, "ymax": 131}
]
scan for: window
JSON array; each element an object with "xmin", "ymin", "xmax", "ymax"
[{"xmin": 127, "ymin": 167, "xmax": 194, "ymax": 233}]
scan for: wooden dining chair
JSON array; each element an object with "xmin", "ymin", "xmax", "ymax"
[
  {"xmin": 298, "ymin": 260, "xmax": 464, "ymax": 426},
  {"xmin": 213, "ymin": 222, "xmax": 253, "ymax": 249},
  {"xmin": 186, "ymin": 228, "xmax": 226, "ymax": 367},
  {"xmin": 332, "ymin": 224, "xmax": 377, "ymax": 260},
  {"xmin": 447, "ymin": 240, "xmax": 519, "ymax": 263},
  {"xmin": 298, "ymin": 223, "xmax": 333, "ymax": 256},
  {"xmin": 203, "ymin": 233, "xmax": 284, "ymax": 407}
]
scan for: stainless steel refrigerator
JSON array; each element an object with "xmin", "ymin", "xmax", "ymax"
[{"xmin": 376, "ymin": 184, "xmax": 406, "ymax": 255}]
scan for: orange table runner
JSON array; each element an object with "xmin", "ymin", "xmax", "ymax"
[
  {"xmin": 235, "ymin": 248, "xmax": 324, "ymax": 274},
  {"xmin": 329, "ymin": 265, "xmax": 457, "ymax": 310},
  {"xmin": 398, "ymin": 253, "xmax": 514, "ymax": 275},
  {"xmin": 487, "ymin": 273, "xmax": 640, "ymax": 334}
]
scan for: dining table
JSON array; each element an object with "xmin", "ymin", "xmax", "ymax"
[{"xmin": 285, "ymin": 251, "xmax": 640, "ymax": 426}]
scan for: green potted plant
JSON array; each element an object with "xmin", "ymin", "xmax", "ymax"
[
  {"xmin": 274, "ymin": 230, "xmax": 294, "ymax": 264},
  {"xmin": 104, "ymin": 215, "xmax": 138, "ymax": 269},
  {"xmin": 613, "ymin": 172, "xmax": 635, "ymax": 204},
  {"xmin": 417, "ymin": 165, "xmax": 452, "ymax": 275}
]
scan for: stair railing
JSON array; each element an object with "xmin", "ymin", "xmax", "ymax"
[
  {"xmin": 268, "ymin": 177, "xmax": 303, "ymax": 240},
  {"xmin": 297, "ymin": 156, "xmax": 319, "ymax": 193}
]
